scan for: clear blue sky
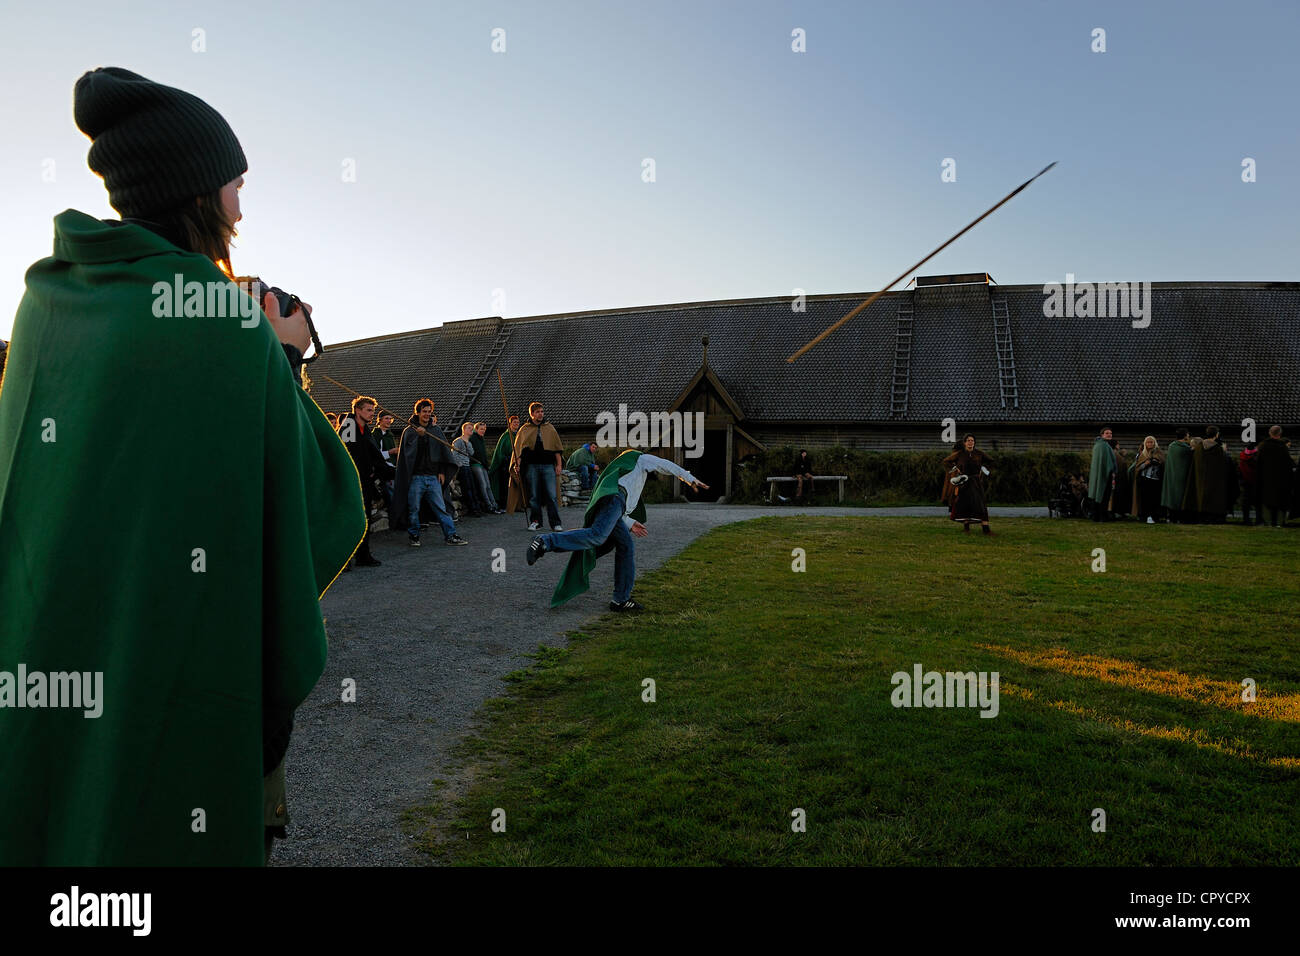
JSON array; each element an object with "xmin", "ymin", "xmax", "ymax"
[{"xmin": 2, "ymin": 0, "xmax": 1296, "ymax": 343}]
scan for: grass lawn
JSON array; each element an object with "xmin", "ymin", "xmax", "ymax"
[{"xmin": 409, "ymin": 517, "xmax": 1300, "ymax": 865}]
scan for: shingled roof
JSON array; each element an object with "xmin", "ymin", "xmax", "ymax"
[{"xmin": 307, "ymin": 281, "xmax": 1300, "ymax": 428}]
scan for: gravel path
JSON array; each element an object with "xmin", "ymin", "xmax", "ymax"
[{"xmin": 273, "ymin": 503, "xmax": 1046, "ymax": 865}]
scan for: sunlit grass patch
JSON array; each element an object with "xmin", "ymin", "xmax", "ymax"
[{"xmin": 409, "ymin": 517, "xmax": 1300, "ymax": 865}]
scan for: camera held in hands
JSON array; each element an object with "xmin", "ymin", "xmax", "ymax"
[{"xmin": 236, "ymin": 275, "xmax": 324, "ymax": 363}]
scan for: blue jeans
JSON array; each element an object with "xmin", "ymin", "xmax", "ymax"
[
  {"xmin": 526, "ymin": 462, "xmax": 561, "ymax": 527},
  {"xmin": 408, "ymin": 473, "xmax": 456, "ymax": 540},
  {"xmin": 577, "ymin": 463, "xmax": 596, "ymax": 490},
  {"xmin": 471, "ymin": 464, "xmax": 498, "ymax": 510},
  {"xmin": 540, "ymin": 493, "xmax": 635, "ymax": 602}
]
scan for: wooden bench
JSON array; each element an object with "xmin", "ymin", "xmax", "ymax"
[{"xmin": 766, "ymin": 475, "xmax": 848, "ymax": 503}]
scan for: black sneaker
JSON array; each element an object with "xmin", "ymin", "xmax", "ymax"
[
  {"xmin": 357, "ymin": 555, "xmax": 382, "ymax": 567},
  {"xmin": 527, "ymin": 537, "xmax": 546, "ymax": 565},
  {"xmin": 445, "ymin": 534, "xmax": 469, "ymax": 546},
  {"xmin": 609, "ymin": 600, "xmax": 644, "ymax": 613},
  {"xmin": 408, "ymin": 536, "xmax": 421, "ymax": 547}
]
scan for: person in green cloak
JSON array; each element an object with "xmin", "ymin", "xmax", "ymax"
[
  {"xmin": 1087, "ymin": 426, "xmax": 1117, "ymax": 521},
  {"xmin": 0, "ymin": 68, "xmax": 364, "ymax": 865},
  {"xmin": 526, "ymin": 450, "xmax": 707, "ymax": 611},
  {"xmin": 489, "ymin": 414, "xmax": 523, "ymax": 511},
  {"xmin": 1161, "ymin": 428, "xmax": 1193, "ymax": 523}
]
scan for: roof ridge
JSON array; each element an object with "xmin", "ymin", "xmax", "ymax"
[{"xmin": 322, "ymin": 281, "xmax": 1300, "ymax": 349}]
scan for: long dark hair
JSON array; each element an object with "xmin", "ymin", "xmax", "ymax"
[{"xmin": 152, "ymin": 187, "xmax": 238, "ymax": 275}]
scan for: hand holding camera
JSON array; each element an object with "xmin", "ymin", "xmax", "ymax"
[
  {"xmin": 237, "ymin": 276, "xmax": 322, "ymax": 360},
  {"xmin": 262, "ymin": 290, "xmax": 312, "ymax": 353}
]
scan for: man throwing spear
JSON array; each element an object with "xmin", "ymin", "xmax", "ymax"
[{"xmin": 527, "ymin": 449, "xmax": 707, "ymax": 611}]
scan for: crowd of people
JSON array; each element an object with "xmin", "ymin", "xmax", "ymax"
[
  {"xmin": 325, "ymin": 394, "xmax": 712, "ymax": 615},
  {"xmin": 1060, "ymin": 425, "xmax": 1299, "ymax": 526},
  {"xmin": 942, "ymin": 426, "xmax": 1300, "ymax": 533},
  {"xmin": 326, "ymin": 397, "xmax": 605, "ymax": 564}
]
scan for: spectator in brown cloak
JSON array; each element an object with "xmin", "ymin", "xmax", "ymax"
[
  {"xmin": 511, "ymin": 401, "xmax": 565, "ymax": 530},
  {"xmin": 1110, "ymin": 439, "xmax": 1132, "ymax": 518},
  {"xmin": 1184, "ymin": 425, "xmax": 1230, "ymax": 523}
]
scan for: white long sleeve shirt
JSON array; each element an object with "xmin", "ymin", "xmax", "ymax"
[{"xmin": 617, "ymin": 453, "xmax": 699, "ymax": 529}]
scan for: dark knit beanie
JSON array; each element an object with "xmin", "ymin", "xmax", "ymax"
[{"xmin": 74, "ymin": 67, "xmax": 247, "ymax": 219}]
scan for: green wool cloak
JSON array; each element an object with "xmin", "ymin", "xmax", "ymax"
[
  {"xmin": 1087, "ymin": 438, "xmax": 1116, "ymax": 501},
  {"xmin": 551, "ymin": 450, "xmax": 647, "ymax": 608},
  {"xmin": 489, "ymin": 429, "xmax": 514, "ymax": 506},
  {"xmin": 0, "ymin": 210, "xmax": 365, "ymax": 865},
  {"xmin": 1162, "ymin": 440, "xmax": 1192, "ymax": 511},
  {"xmin": 566, "ymin": 446, "xmax": 595, "ymax": 469}
]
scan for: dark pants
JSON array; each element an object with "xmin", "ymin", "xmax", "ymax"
[
  {"xmin": 1089, "ymin": 486, "xmax": 1112, "ymax": 521},
  {"xmin": 1136, "ymin": 479, "xmax": 1162, "ymax": 521},
  {"xmin": 356, "ymin": 476, "xmax": 376, "ymax": 560},
  {"xmin": 1266, "ymin": 507, "xmax": 1284, "ymax": 527},
  {"xmin": 458, "ymin": 465, "xmax": 484, "ymax": 514},
  {"xmin": 1240, "ymin": 484, "xmax": 1261, "ymax": 524}
]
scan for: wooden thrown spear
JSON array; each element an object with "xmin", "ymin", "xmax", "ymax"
[{"xmin": 786, "ymin": 162, "xmax": 1057, "ymax": 363}]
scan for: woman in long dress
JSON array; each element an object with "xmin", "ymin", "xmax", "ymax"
[
  {"xmin": 943, "ymin": 434, "xmax": 993, "ymax": 534},
  {"xmin": 1129, "ymin": 436, "xmax": 1165, "ymax": 523}
]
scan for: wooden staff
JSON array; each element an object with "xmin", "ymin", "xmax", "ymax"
[
  {"xmin": 496, "ymin": 368, "xmax": 511, "ymax": 423},
  {"xmin": 787, "ymin": 162, "xmax": 1057, "ymax": 363}
]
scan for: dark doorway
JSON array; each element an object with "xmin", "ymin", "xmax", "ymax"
[{"xmin": 684, "ymin": 430, "xmax": 727, "ymax": 502}]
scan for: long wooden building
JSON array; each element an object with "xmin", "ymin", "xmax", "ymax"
[{"xmin": 306, "ymin": 274, "xmax": 1300, "ymax": 500}]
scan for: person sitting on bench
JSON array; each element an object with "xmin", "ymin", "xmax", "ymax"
[{"xmin": 792, "ymin": 449, "xmax": 815, "ymax": 502}]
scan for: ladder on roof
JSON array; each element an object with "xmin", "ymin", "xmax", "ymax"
[
  {"xmin": 890, "ymin": 298, "xmax": 913, "ymax": 417},
  {"xmin": 448, "ymin": 319, "xmax": 512, "ymax": 428},
  {"xmin": 992, "ymin": 297, "xmax": 1019, "ymax": 409}
]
